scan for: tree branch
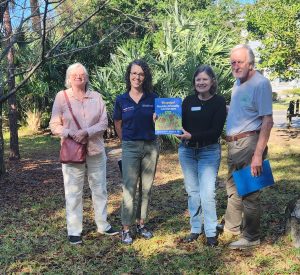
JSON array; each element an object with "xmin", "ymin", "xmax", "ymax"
[
  {"xmin": 45, "ymin": 0, "xmax": 110, "ymax": 59},
  {"xmin": 0, "ymin": 0, "xmax": 112, "ymax": 103}
]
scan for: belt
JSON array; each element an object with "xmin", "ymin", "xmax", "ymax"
[
  {"xmin": 183, "ymin": 140, "xmax": 217, "ymax": 149},
  {"xmin": 226, "ymin": 130, "xmax": 260, "ymax": 142}
]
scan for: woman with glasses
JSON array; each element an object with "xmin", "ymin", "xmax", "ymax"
[
  {"xmin": 113, "ymin": 59, "xmax": 159, "ymax": 245},
  {"xmin": 50, "ymin": 62, "xmax": 118, "ymax": 245},
  {"xmin": 176, "ymin": 65, "xmax": 226, "ymax": 247}
]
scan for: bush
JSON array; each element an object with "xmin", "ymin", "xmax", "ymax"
[
  {"xmin": 26, "ymin": 110, "xmax": 41, "ymax": 133},
  {"xmin": 40, "ymin": 112, "xmax": 51, "ymax": 129}
]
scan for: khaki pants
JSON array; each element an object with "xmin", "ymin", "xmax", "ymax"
[
  {"xmin": 121, "ymin": 140, "xmax": 159, "ymax": 226},
  {"xmin": 225, "ymin": 134, "xmax": 267, "ymax": 241},
  {"xmin": 62, "ymin": 152, "xmax": 111, "ymax": 236}
]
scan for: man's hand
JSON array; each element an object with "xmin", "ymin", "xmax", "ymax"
[
  {"xmin": 251, "ymin": 154, "xmax": 263, "ymax": 177},
  {"xmin": 175, "ymin": 129, "xmax": 192, "ymax": 140},
  {"xmin": 251, "ymin": 115, "xmax": 273, "ymax": 177}
]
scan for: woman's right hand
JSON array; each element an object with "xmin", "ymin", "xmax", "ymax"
[{"xmin": 175, "ymin": 128, "xmax": 192, "ymax": 140}]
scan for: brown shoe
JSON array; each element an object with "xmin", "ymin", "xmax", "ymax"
[{"xmin": 229, "ymin": 238, "xmax": 260, "ymax": 250}]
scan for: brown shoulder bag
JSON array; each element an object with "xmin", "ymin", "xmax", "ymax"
[{"xmin": 59, "ymin": 91, "xmax": 87, "ymax": 164}]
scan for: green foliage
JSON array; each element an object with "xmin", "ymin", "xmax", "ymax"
[
  {"xmin": 92, "ymin": 3, "xmax": 236, "ymax": 118},
  {"xmin": 150, "ymin": 8, "xmax": 236, "ymax": 100},
  {"xmin": 246, "ymin": 0, "xmax": 300, "ymax": 80}
]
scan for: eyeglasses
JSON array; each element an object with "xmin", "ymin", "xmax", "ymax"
[
  {"xmin": 70, "ymin": 73, "xmax": 86, "ymax": 78},
  {"xmin": 230, "ymin": 60, "xmax": 246, "ymax": 66},
  {"xmin": 130, "ymin": 72, "xmax": 145, "ymax": 78}
]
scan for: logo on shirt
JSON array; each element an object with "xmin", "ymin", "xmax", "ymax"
[
  {"xmin": 142, "ymin": 104, "xmax": 154, "ymax": 108},
  {"xmin": 123, "ymin": 106, "xmax": 134, "ymax": 112}
]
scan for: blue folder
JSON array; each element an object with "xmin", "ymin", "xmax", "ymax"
[{"xmin": 232, "ymin": 159, "xmax": 275, "ymax": 196}]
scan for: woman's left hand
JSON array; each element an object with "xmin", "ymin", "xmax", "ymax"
[
  {"xmin": 175, "ymin": 129, "xmax": 192, "ymax": 140},
  {"xmin": 153, "ymin": 113, "xmax": 157, "ymax": 123},
  {"xmin": 73, "ymin": 130, "xmax": 88, "ymax": 143}
]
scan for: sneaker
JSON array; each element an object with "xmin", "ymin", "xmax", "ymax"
[
  {"xmin": 100, "ymin": 227, "xmax": 119, "ymax": 236},
  {"xmin": 183, "ymin": 233, "xmax": 200, "ymax": 243},
  {"xmin": 228, "ymin": 238, "xmax": 260, "ymax": 250},
  {"xmin": 121, "ymin": 230, "xmax": 133, "ymax": 245},
  {"xmin": 206, "ymin": 236, "xmax": 218, "ymax": 247},
  {"xmin": 136, "ymin": 225, "xmax": 153, "ymax": 239},
  {"xmin": 68, "ymin": 235, "xmax": 82, "ymax": 245}
]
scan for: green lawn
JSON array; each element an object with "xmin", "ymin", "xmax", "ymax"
[{"xmin": 0, "ymin": 129, "xmax": 299, "ymax": 274}]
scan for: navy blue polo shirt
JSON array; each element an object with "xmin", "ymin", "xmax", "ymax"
[{"xmin": 113, "ymin": 91, "xmax": 158, "ymax": 141}]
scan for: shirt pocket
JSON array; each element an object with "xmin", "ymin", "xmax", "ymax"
[{"xmin": 240, "ymin": 94, "xmax": 255, "ymax": 112}]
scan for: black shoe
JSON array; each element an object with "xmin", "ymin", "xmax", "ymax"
[
  {"xmin": 183, "ymin": 233, "xmax": 200, "ymax": 243},
  {"xmin": 216, "ymin": 224, "xmax": 224, "ymax": 233},
  {"xmin": 207, "ymin": 236, "xmax": 218, "ymax": 247},
  {"xmin": 101, "ymin": 227, "xmax": 119, "ymax": 236},
  {"xmin": 68, "ymin": 235, "xmax": 82, "ymax": 245}
]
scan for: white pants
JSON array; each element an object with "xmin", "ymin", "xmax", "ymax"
[{"xmin": 62, "ymin": 152, "xmax": 111, "ymax": 236}]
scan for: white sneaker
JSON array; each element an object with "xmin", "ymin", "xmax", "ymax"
[{"xmin": 229, "ymin": 238, "xmax": 260, "ymax": 250}]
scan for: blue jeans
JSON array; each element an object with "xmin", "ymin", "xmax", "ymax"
[{"xmin": 178, "ymin": 143, "xmax": 221, "ymax": 237}]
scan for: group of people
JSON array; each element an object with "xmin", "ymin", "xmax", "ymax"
[{"xmin": 49, "ymin": 44, "xmax": 273, "ymax": 249}]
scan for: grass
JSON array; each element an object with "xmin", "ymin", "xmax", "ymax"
[
  {"xmin": 273, "ymin": 88, "xmax": 300, "ymax": 111},
  {"xmin": 273, "ymin": 102, "xmax": 289, "ymax": 111},
  {"xmin": 0, "ymin": 128, "xmax": 300, "ymax": 274}
]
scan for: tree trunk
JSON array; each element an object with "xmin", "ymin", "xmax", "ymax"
[
  {"xmin": 30, "ymin": 0, "xmax": 42, "ymax": 35},
  {"xmin": 0, "ymin": 1, "xmax": 9, "ymax": 25},
  {"xmin": 4, "ymin": 7, "xmax": 20, "ymax": 160},
  {"xmin": 0, "ymin": 72, "xmax": 5, "ymax": 178}
]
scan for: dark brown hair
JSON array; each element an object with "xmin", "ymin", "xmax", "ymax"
[{"xmin": 125, "ymin": 59, "xmax": 153, "ymax": 94}]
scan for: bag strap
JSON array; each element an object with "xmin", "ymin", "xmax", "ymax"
[{"xmin": 63, "ymin": 90, "xmax": 82, "ymax": 130}]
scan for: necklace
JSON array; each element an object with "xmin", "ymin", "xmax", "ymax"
[
  {"xmin": 198, "ymin": 94, "xmax": 213, "ymax": 101},
  {"xmin": 196, "ymin": 94, "xmax": 213, "ymax": 110}
]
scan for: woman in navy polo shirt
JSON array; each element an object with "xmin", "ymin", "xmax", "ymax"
[{"xmin": 113, "ymin": 60, "xmax": 159, "ymax": 245}]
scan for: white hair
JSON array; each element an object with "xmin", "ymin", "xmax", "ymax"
[
  {"xmin": 65, "ymin": 62, "xmax": 89, "ymax": 89},
  {"xmin": 231, "ymin": 44, "xmax": 255, "ymax": 66}
]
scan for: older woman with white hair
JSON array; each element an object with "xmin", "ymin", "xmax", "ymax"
[{"xmin": 50, "ymin": 62, "xmax": 118, "ymax": 244}]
